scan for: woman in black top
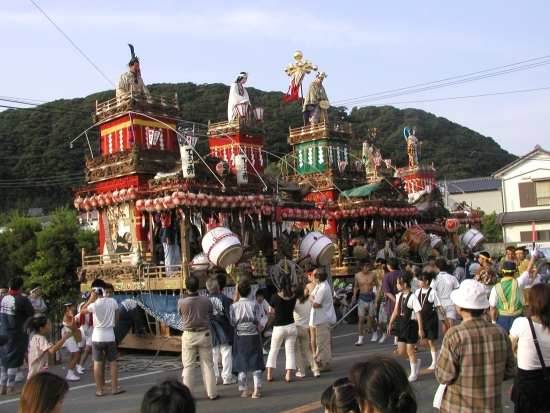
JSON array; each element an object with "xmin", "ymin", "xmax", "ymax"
[{"xmin": 265, "ymin": 274, "xmax": 298, "ymax": 382}]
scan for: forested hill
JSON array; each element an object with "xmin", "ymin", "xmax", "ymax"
[{"xmin": 0, "ymin": 82, "xmax": 517, "ymax": 213}]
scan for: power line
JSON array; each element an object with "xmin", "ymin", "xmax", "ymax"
[
  {"xmin": 337, "ymin": 60, "xmax": 550, "ymax": 106},
  {"xmin": 0, "ymin": 173, "xmax": 84, "ymax": 183},
  {"xmin": 30, "ymin": 0, "xmax": 115, "ymax": 87},
  {"xmin": 365, "ymin": 85, "xmax": 550, "ymax": 106},
  {"xmin": 0, "ymin": 98, "xmax": 91, "ymax": 114},
  {"xmin": 332, "ymin": 54, "xmax": 550, "ymax": 105}
]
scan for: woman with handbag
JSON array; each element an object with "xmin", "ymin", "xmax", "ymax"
[{"xmin": 509, "ymin": 283, "xmax": 550, "ymax": 413}]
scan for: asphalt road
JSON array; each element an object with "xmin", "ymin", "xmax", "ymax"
[{"xmin": 0, "ymin": 323, "xmax": 516, "ymax": 413}]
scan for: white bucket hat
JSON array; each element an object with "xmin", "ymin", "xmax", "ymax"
[{"xmin": 450, "ymin": 279, "xmax": 489, "ymax": 310}]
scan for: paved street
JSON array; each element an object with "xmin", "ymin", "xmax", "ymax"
[{"xmin": 0, "ymin": 323, "xmax": 515, "ymax": 413}]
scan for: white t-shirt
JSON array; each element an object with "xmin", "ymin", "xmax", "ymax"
[
  {"xmin": 257, "ymin": 298, "xmax": 269, "ymax": 326},
  {"xmin": 509, "ymin": 317, "xmax": 550, "ymax": 370},
  {"xmin": 489, "ymin": 270, "xmax": 532, "ymax": 306},
  {"xmin": 310, "ymin": 281, "xmax": 336, "ymax": 326},
  {"xmin": 430, "ymin": 272, "xmax": 459, "ymax": 306},
  {"xmin": 396, "ymin": 291, "xmax": 422, "ymax": 320},
  {"xmin": 415, "ymin": 288, "xmax": 442, "ymax": 307},
  {"xmin": 293, "ymin": 299, "xmax": 312, "ymax": 328},
  {"xmin": 88, "ymin": 297, "xmax": 118, "ymax": 342}
]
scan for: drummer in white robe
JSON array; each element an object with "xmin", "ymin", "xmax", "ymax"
[{"xmin": 227, "ymin": 72, "xmax": 250, "ymax": 121}]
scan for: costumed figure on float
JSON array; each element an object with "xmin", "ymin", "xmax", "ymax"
[
  {"xmin": 404, "ymin": 126, "xmax": 421, "ymax": 166},
  {"xmin": 303, "ymin": 72, "xmax": 329, "ymax": 124},
  {"xmin": 227, "ymin": 72, "xmax": 250, "ymax": 121},
  {"xmin": 116, "ymin": 44, "xmax": 149, "ymax": 98}
]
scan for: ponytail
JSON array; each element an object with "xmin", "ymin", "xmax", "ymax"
[
  {"xmin": 279, "ymin": 274, "xmax": 293, "ymax": 299},
  {"xmin": 24, "ymin": 315, "xmax": 48, "ymax": 335}
]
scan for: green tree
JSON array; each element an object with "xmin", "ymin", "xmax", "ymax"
[
  {"xmin": 0, "ymin": 212, "xmax": 42, "ymax": 286},
  {"xmin": 480, "ymin": 211, "xmax": 503, "ymax": 243},
  {"xmin": 24, "ymin": 207, "xmax": 84, "ymax": 305}
]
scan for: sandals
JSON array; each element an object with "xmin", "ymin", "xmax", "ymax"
[
  {"xmin": 252, "ymin": 392, "xmax": 261, "ymax": 399},
  {"xmin": 241, "ymin": 391, "xmax": 252, "ymax": 398}
]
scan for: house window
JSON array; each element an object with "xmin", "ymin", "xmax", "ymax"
[
  {"xmin": 519, "ymin": 181, "xmax": 550, "ymax": 207},
  {"xmin": 536, "ymin": 181, "xmax": 550, "ymax": 206},
  {"xmin": 520, "ymin": 230, "xmax": 550, "ymax": 242}
]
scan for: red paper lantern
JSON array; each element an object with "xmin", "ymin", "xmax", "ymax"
[
  {"xmin": 154, "ymin": 197, "xmax": 165, "ymax": 211},
  {"xmin": 186, "ymin": 192, "xmax": 198, "ymax": 207},
  {"xmin": 163, "ymin": 194, "xmax": 175, "ymax": 209},
  {"xmin": 144, "ymin": 199, "xmax": 155, "ymax": 212},
  {"xmin": 135, "ymin": 199, "xmax": 145, "ymax": 211},
  {"xmin": 128, "ymin": 186, "xmax": 138, "ymax": 200},
  {"xmin": 255, "ymin": 194, "xmax": 265, "ymax": 207},
  {"xmin": 74, "ymin": 196, "xmax": 84, "ymax": 210},
  {"xmin": 119, "ymin": 188, "xmax": 128, "ymax": 202},
  {"xmin": 82, "ymin": 197, "xmax": 92, "ymax": 211},
  {"xmin": 197, "ymin": 193, "xmax": 208, "ymax": 207},
  {"xmin": 219, "ymin": 196, "xmax": 229, "ymax": 208},
  {"xmin": 208, "ymin": 194, "xmax": 218, "ymax": 207}
]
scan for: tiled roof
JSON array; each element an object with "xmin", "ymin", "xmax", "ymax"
[
  {"xmin": 437, "ymin": 177, "xmax": 502, "ymax": 194},
  {"xmin": 492, "ymin": 146, "xmax": 550, "ymax": 178},
  {"xmin": 497, "ymin": 210, "xmax": 550, "ymax": 225}
]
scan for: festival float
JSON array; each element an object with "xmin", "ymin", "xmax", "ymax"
[{"xmin": 74, "ymin": 49, "xmax": 487, "ymax": 351}]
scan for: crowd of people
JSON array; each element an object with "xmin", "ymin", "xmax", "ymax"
[
  {"xmin": 342, "ymin": 245, "xmax": 550, "ymax": 413},
  {"xmin": 2, "ymin": 243, "xmax": 550, "ymax": 412}
]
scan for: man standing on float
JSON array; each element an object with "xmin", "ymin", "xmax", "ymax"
[
  {"xmin": 303, "ymin": 72, "xmax": 328, "ymax": 124},
  {"xmin": 116, "ymin": 44, "xmax": 149, "ymax": 98}
]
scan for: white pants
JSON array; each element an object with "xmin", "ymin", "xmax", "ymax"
[
  {"xmin": 266, "ymin": 323, "xmax": 297, "ymax": 370},
  {"xmin": 181, "ymin": 330, "xmax": 218, "ymax": 398},
  {"xmin": 212, "ymin": 343, "xmax": 232, "ymax": 381}
]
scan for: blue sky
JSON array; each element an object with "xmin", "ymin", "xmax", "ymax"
[{"xmin": 1, "ymin": 0, "xmax": 548, "ymax": 157}]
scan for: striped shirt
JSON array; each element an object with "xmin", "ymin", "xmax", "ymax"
[{"xmin": 436, "ymin": 317, "xmax": 516, "ymax": 413}]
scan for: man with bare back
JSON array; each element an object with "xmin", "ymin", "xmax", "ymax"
[{"xmin": 352, "ymin": 261, "xmax": 381, "ymax": 345}]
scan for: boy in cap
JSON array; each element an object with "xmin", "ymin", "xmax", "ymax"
[
  {"xmin": 489, "ymin": 255, "xmax": 537, "ymax": 332},
  {"xmin": 435, "ymin": 280, "xmax": 516, "ymax": 413},
  {"xmin": 498, "ymin": 246, "xmax": 517, "ymax": 276}
]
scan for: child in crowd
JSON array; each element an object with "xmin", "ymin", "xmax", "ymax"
[
  {"xmin": 24, "ymin": 316, "xmax": 72, "ymax": 379},
  {"xmin": 255, "ymin": 290, "xmax": 273, "ymax": 338},
  {"xmin": 415, "ymin": 271, "xmax": 449, "ymax": 370},
  {"xmin": 387, "ymin": 272, "xmax": 424, "ymax": 382},
  {"xmin": 141, "ymin": 379, "xmax": 196, "ymax": 413},
  {"xmin": 292, "ymin": 284, "xmax": 320, "ymax": 378},
  {"xmin": 18, "ymin": 372, "xmax": 69, "ymax": 413},
  {"xmin": 76, "ymin": 292, "xmax": 93, "ymax": 374},
  {"xmin": 349, "ymin": 355, "xmax": 417, "ymax": 413},
  {"xmin": 61, "ymin": 302, "xmax": 81, "ymax": 381},
  {"xmin": 321, "ymin": 377, "xmax": 359, "ymax": 413}
]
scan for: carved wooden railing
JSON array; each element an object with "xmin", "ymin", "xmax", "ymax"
[
  {"xmin": 207, "ymin": 118, "xmax": 264, "ymax": 137},
  {"xmin": 287, "ymin": 121, "xmax": 354, "ymax": 145},
  {"xmin": 93, "ymin": 92, "xmax": 181, "ymax": 122}
]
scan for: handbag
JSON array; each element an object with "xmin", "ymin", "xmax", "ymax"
[{"xmin": 528, "ymin": 318, "xmax": 550, "ymax": 381}]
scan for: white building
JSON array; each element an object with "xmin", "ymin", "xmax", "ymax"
[{"xmin": 493, "ymin": 146, "xmax": 550, "ymax": 243}]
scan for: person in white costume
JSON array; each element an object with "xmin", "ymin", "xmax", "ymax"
[{"xmin": 227, "ymin": 72, "xmax": 250, "ymax": 121}]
